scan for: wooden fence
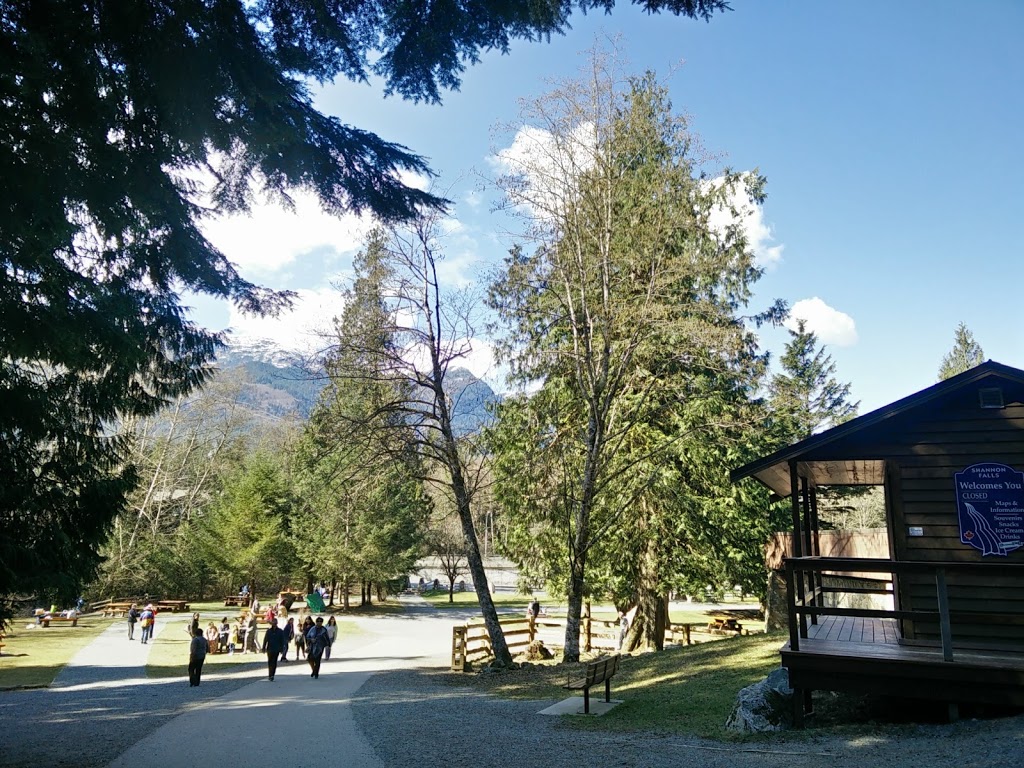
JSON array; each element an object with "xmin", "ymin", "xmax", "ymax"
[{"xmin": 451, "ymin": 613, "xmax": 760, "ymax": 671}]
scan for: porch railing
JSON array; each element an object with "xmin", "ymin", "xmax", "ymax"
[{"xmin": 784, "ymin": 556, "xmax": 1024, "ymax": 662}]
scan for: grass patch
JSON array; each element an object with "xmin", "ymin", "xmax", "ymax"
[
  {"xmin": 145, "ymin": 617, "xmax": 363, "ymax": 678},
  {"xmin": 0, "ymin": 616, "xmax": 119, "ymax": 688},
  {"xmin": 435, "ymin": 632, "xmax": 783, "ymax": 740}
]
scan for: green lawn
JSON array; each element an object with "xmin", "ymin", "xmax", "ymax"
[
  {"xmin": 434, "ymin": 632, "xmax": 784, "ymax": 740},
  {"xmin": 0, "ymin": 615, "xmax": 119, "ymax": 689}
]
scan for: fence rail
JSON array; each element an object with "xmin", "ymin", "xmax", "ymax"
[{"xmin": 451, "ymin": 613, "xmax": 760, "ymax": 670}]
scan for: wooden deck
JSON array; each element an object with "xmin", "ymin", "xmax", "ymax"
[
  {"xmin": 783, "ymin": 615, "xmax": 1024, "ymax": 713},
  {"xmin": 805, "ymin": 615, "xmax": 900, "ymax": 645}
]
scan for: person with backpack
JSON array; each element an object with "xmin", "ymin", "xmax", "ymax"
[
  {"xmin": 127, "ymin": 603, "xmax": 139, "ymax": 641},
  {"xmin": 139, "ymin": 605, "xmax": 155, "ymax": 644},
  {"xmin": 305, "ymin": 617, "xmax": 331, "ymax": 679}
]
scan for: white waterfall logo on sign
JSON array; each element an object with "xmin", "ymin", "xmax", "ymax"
[{"xmin": 954, "ymin": 463, "xmax": 1024, "ymax": 556}]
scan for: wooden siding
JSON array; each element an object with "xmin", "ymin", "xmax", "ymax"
[{"xmin": 871, "ymin": 405, "xmax": 1024, "ymax": 646}]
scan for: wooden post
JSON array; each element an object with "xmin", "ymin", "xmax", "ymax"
[
  {"xmin": 528, "ymin": 614, "xmax": 536, "ymax": 643},
  {"xmin": 936, "ymin": 568, "xmax": 954, "ymax": 662},
  {"xmin": 785, "ymin": 559, "xmax": 800, "ymax": 652},
  {"xmin": 451, "ymin": 625, "xmax": 466, "ymax": 671},
  {"xmin": 583, "ymin": 601, "xmax": 592, "ymax": 653}
]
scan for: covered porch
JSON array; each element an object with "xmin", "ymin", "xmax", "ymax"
[{"xmin": 732, "ymin": 362, "xmax": 1024, "ymax": 724}]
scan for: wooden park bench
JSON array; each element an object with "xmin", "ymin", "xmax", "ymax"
[{"xmin": 563, "ymin": 654, "xmax": 620, "ymax": 714}]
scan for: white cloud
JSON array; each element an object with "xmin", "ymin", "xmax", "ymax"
[
  {"xmin": 224, "ymin": 287, "xmax": 345, "ymax": 354},
  {"xmin": 199, "ymin": 170, "xmax": 431, "ymax": 277},
  {"xmin": 786, "ymin": 297, "xmax": 858, "ymax": 347},
  {"xmin": 200, "ymin": 191, "xmax": 371, "ymax": 275},
  {"xmin": 489, "ymin": 123, "xmax": 598, "ymax": 223},
  {"xmin": 705, "ymin": 176, "xmax": 784, "ymax": 270}
]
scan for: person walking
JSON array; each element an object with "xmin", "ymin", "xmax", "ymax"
[
  {"xmin": 188, "ymin": 626, "xmax": 208, "ymax": 686},
  {"xmin": 324, "ymin": 616, "xmax": 338, "ymax": 660},
  {"xmin": 281, "ymin": 617, "xmax": 295, "ymax": 662},
  {"xmin": 127, "ymin": 603, "xmax": 139, "ymax": 641},
  {"xmin": 139, "ymin": 604, "xmax": 155, "ymax": 644},
  {"xmin": 261, "ymin": 617, "xmax": 285, "ymax": 680},
  {"xmin": 296, "ymin": 616, "xmax": 313, "ymax": 661},
  {"xmin": 305, "ymin": 617, "xmax": 331, "ymax": 679}
]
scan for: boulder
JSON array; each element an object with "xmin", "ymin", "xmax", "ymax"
[{"xmin": 725, "ymin": 667, "xmax": 794, "ymax": 733}]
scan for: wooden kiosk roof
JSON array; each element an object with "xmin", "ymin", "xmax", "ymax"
[{"xmin": 731, "ymin": 360, "xmax": 1024, "ymax": 497}]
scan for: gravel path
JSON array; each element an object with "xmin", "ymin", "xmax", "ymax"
[{"xmin": 2, "ymin": 599, "xmax": 1023, "ymax": 768}]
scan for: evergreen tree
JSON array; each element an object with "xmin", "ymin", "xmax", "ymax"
[
  {"xmin": 197, "ymin": 453, "xmax": 297, "ymax": 598},
  {"xmin": 769, "ymin": 320, "xmax": 878, "ymax": 530},
  {"xmin": 1, "ymin": 0, "xmax": 728, "ymax": 621},
  {"xmin": 769, "ymin": 319, "xmax": 858, "ymax": 440},
  {"xmin": 488, "ymin": 60, "xmax": 783, "ymax": 660},
  {"xmin": 938, "ymin": 322, "xmax": 985, "ymax": 380}
]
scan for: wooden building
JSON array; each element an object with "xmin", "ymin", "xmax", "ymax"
[{"xmin": 732, "ymin": 361, "xmax": 1024, "ymax": 724}]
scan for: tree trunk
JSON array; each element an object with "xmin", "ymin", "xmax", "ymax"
[
  {"xmin": 448, "ymin": 581, "xmax": 454, "ymax": 603},
  {"xmin": 441, "ymin": 401, "xmax": 512, "ymax": 665},
  {"xmin": 562, "ymin": 553, "xmax": 587, "ymax": 662},
  {"xmin": 626, "ymin": 534, "xmax": 667, "ymax": 651}
]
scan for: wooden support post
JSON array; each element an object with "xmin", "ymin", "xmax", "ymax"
[
  {"xmin": 785, "ymin": 560, "xmax": 800, "ymax": 652},
  {"xmin": 789, "ymin": 461, "xmax": 808, "ymax": 639},
  {"xmin": 936, "ymin": 568, "xmax": 954, "ymax": 662},
  {"xmin": 583, "ymin": 601, "xmax": 592, "ymax": 653},
  {"xmin": 451, "ymin": 626, "xmax": 466, "ymax": 671}
]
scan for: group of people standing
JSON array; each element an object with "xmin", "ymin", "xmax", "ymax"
[{"xmin": 183, "ymin": 610, "xmax": 339, "ymax": 686}]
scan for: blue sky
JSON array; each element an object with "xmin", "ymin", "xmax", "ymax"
[{"xmin": 195, "ymin": 1, "xmax": 1024, "ymax": 415}]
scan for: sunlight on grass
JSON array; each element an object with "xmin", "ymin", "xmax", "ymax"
[
  {"xmin": 0, "ymin": 616, "xmax": 119, "ymax": 688},
  {"xmin": 435, "ymin": 632, "xmax": 786, "ymax": 740}
]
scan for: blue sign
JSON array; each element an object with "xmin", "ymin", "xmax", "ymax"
[{"xmin": 955, "ymin": 463, "xmax": 1024, "ymax": 556}]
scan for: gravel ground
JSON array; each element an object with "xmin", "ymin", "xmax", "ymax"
[
  {"xmin": 4, "ymin": 602, "xmax": 1024, "ymax": 768},
  {"xmin": 0, "ymin": 618, "xmax": 263, "ymax": 768},
  {"xmin": 351, "ymin": 664, "xmax": 1024, "ymax": 768}
]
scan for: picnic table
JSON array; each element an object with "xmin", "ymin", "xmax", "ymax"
[
  {"xmin": 224, "ymin": 595, "xmax": 249, "ymax": 607},
  {"xmin": 102, "ymin": 602, "xmax": 136, "ymax": 617},
  {"xmin": 706, "ymin": 616, "xmax": 744, "ymax": 634},
  {"xmin": 155, "ymin": 600, "xmax": 190, "ymax": 612}
]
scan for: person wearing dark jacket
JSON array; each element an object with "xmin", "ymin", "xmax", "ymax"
[
  {"xmin": 281, "ymin": 617, "xmax": 295, "ymax": 662},
  {"xmin": 127, "ymin": 604, "xmax": 139, "ymax": 640},
  {"xmin": 261, "ymin": 618, "xmax": 286, "ymax": 681},
  {"xmin": 305, "ymin": 617, "xmax": 331, "ymax": 679},
  {"xmin": 188, "ymin": 626, "xmax": 208, "ymax": 686}
]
